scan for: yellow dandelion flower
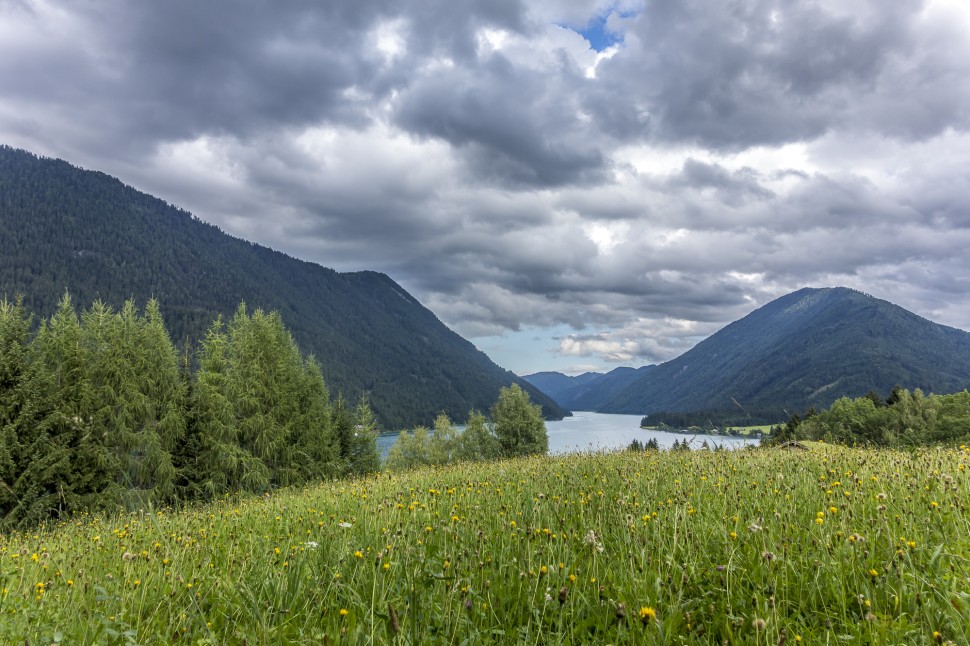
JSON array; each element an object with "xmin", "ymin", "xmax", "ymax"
[
  {"xmin": 639, "ymin": 606, "xmax": 657, "ymax": 622},
  {"xmin": 339, "ymin": 608, "xmax": 349, "ymax": 617}
]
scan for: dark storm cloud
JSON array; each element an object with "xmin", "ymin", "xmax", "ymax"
[
  {"xmin": 591, "ymin": 0, "xmax": 970, "ymax": 148},
  {"xmin": 393, "ymin": 51, "xmax": 608, "ymax": 187},
  {"xmin": 1, "ymin": 0, "xmax": 969, "ymax": 371}
]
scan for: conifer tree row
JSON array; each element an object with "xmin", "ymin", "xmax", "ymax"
[{"xmin": 0, "ymin": 295, "xmax": 380, "ymax": 529}]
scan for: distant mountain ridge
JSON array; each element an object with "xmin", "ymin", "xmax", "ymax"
[
  {"xmin": 523, "ymin": 366, "xmax": 655, "ymax": 410},
  {"xmin": 526, "ymin": 288, "xmax": 970, "ymax": 418},
  {"xmin": 0, "ymin": 145, "xmax": 566, "ymax": 428}
]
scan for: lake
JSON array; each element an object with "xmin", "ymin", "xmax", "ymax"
[{"xmin": 377, "ymin": 411, "xmax": 757, "ymax": 458}]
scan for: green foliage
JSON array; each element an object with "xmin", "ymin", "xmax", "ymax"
[
  {"xmin": 384, "ymin": 426, "xmax": 433, "ymax": 471},
  {"xmin": 385, "ymin": 409, "xmax": 506, "ymax": 471},
  {"xmin": 347, "ymin": 396, "xmax": 380, "ymax": 476},
  {"xmin": 778, "ymin": 387, "xmax": 970, "ymax": 447},
  {"xmin": 0, "ymin": 294, "xmax": 357, "ymax": 528},
  {"xmin": 80, "ymin": 300, "xmax": 183, "ymax": 509},
  {"xmin": 32, "ymin": 294, "xmax": 121, "ymax": 516},
  {"xmin": 428, "ymin": 413, "xmax": 460, "ymax": 466},
  {"xmin": 0, "ymin": 297, "xmax": 51, "ymax": 526},
  {"xmin": 181, "ymin": 317, "xmax": 268, "ymax": 497},
  {"xmin": 492, "ymin": 384, "xmax": 548, "ymax": 458},
  {"xmin": 626, "ymin": 437, "xmax": 660, "ymax": 452},
  {"xmin": 454, "ymin": 410, "xmax": 501, "ymax": 463}
]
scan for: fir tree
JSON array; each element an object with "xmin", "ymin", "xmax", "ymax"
[
  {"xmin": 291, "ymin": 356, "xmax": 339, "ymax": 482},
  {"xmin": 0, "ymin": 297, "xmax": 44, "ymax": 526},
  {"xmin": 226, "ymin": 306, "xmax": 297, "ymax": 487},
  {"xmin": 182, "ymin": 317, "xmax": 267, "ymax": 497},
  {"xmin": 29, "ymin": 294, "xmax": 118, "ymax": 518},
  {"xmin": 347, "ymin": 395, "xmax": 380, "ymax": 475},
  {"xmin": 81, "ymin": 300, "xmax": 178, "ymax": 509}
]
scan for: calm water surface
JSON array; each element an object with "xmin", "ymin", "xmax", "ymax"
[{"xmin": 378, "ymin": 411, "xmax": 756, "ymax": 458}]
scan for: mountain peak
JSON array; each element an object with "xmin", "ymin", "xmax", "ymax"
[{"xmin": 535, "ymin": 287, "xmax": 970, "ymax": 417}]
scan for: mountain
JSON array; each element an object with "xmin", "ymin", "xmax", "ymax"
[
  {"xmin": 0, "ymin": 145, "xmax": 566, "ymax": 429},
  {"xmin": 598, "ymin": 287, "xmax": 970, "ymax": 417},
  {"xmin": 523, "ymin": 366, "xmax": 656, "ymax": 410},
  {"xmin": 520, "ymin": 371, "xmax": 603, "ymax": 403}
]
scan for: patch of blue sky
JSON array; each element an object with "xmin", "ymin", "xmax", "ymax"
[
  {"xmin": 470, "ymin": 324, "xmax": 609, "ymax": 377},
  {"xmin": 564, "ymin": 4, "xmax": 641, "ymax": 53}
]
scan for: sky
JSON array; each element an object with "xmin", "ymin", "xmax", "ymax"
[{"xmin": 2, "ymin": 0, "xmax": 970, "ymax": 377}]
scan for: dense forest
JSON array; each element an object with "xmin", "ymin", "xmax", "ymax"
[
  {"xmin": 0, "ymin": 146, "xmax": 566, "ymax": 429},
  {"xmin": 0, "ymin": 295, "xmax": 381, "ymax": 529},
  {"xmin": 765, "ymin": 387, "xmax": 970, "ymax": 447}
]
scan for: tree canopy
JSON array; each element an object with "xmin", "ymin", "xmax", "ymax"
[{"xmin": 0, "ymin": 295, "xmax": 380, "ymax": 529}]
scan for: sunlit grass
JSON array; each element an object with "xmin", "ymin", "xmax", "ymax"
[{"xmin": 2, "ymin": 444, "xmax": 968, "ymax": 643}]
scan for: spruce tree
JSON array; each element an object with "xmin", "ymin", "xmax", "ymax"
[
  {"xmin": 0, "ymin": 297, "xmax": 31, "ymax": 503},
  {"xmin": 0, "ymin": 297, "xmax": 46, "ymax": 526},
  {"xmin": 332, "ymin": 393, "xmax": 353, "ymax": 472},
  {"xmin": 225, "ymin": 305, "xmax": 311, "ymax": 488},
  {"xmin": 30, "ymin": 294, "xmax": 118, "ymax": 517},
  {"xmin": 291, "ymin": 356, "xmax": 339, "ymax": 482},
  {"xmin": 183, "ymin": 317, "xmax": 268, "ymax": 496},
  {"xmin": 347, "ymin": 395, "xmax": 380, "ymax": 475},
  {"xmin": 81, "ymin": 300, "xmax": 178, "ymax": 509}
]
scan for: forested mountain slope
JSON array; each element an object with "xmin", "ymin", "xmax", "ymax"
[
  {"xmin": 0, "ymin": 146, "xmax": 565, "ymax": 428},
  {"xmin": 600, "ymin": 287, "xmax": 970, "ymax": 416}
]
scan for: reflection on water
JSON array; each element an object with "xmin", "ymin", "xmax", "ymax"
[{"xmin": 377, "ymin": 411, "xmax": 756, "ymax": 459}]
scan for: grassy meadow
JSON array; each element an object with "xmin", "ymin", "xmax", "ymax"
[{"xmin": 2, "ymin": 443, "xmax": 968, "ymax": 644}]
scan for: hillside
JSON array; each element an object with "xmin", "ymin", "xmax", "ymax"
[
  {"xmin": 599, "ymin": 287, "xmax": 970, "ymax": 416},
  {"xmin": 0, "ymin": 145, "xmax": 566, "ymax": 428},
  {"xmin": 519, "ymin": 371, "xmax": 603, "ymax": 403},
  {"xmin": 523, "ymin": 366, "xmax": 655, "ymax": 410}
]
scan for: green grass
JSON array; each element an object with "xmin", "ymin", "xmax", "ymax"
[
  {"xmin": 726, "ymin": 425, "xmax": 775, "ymax": 435},
  {"xmin": 2, "ymin": 444, "xmax": 969, "ymax": 644}
]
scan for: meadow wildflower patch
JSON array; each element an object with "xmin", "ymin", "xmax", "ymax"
[{"xmin": 0, "ymin": 444, "xmax": 967, "ymax": 643}]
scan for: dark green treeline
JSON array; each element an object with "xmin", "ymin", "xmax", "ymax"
[{"xmin": 0, "ymin": 295, "xmax": 379, "ymax": 530}]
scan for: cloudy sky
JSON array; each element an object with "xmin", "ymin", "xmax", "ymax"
[{"xmin": 2, "ymin": 0, "xmax": 969, "ymax": 376}]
